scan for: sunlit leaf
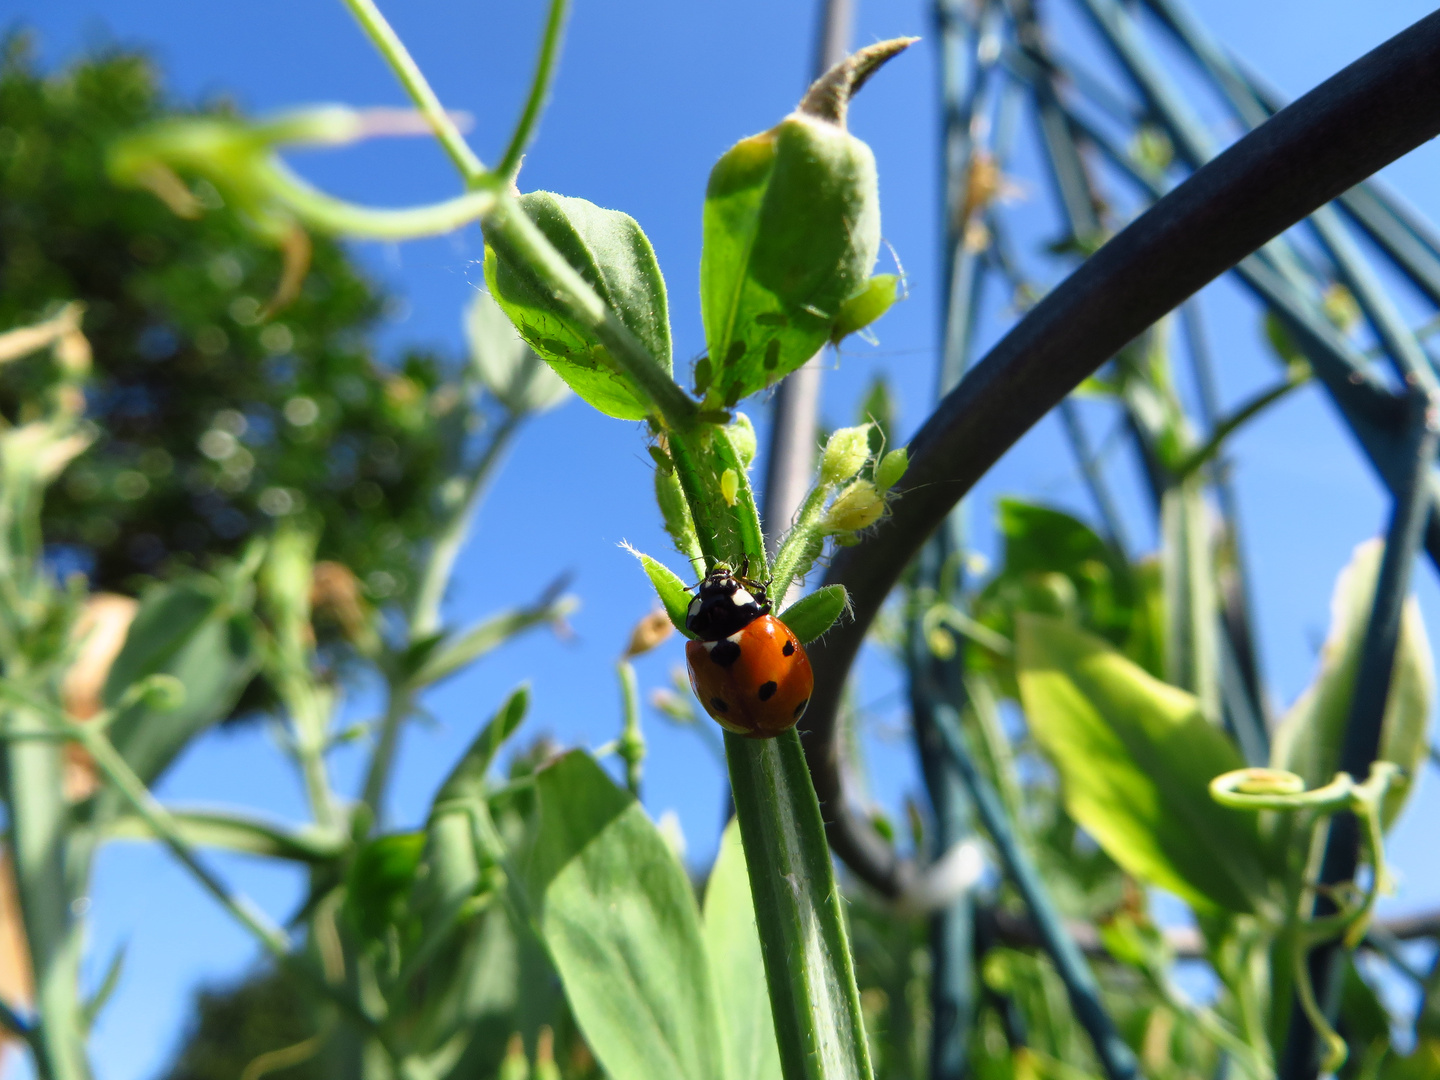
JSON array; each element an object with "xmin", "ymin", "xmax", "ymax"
[
  {"xmin": 486, "ymin": 192, "xmax": 671, "ymax": 421},
  {"xmin": 1271, "ymin": 538, "xmax": 1433, "ymax": 829},
  {"xmin": 1016, "ymin": 615, "xmax": 1272, "ymax": 915},
  {"xmin": 528, "ymin": 751, "xmax": 728, "ymax": 1080},
  {"xmin": 704, "ymin": 820, "xmax": 782, "ymax": 1080}
]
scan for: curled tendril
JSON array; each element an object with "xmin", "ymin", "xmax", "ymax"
[{"xmin": 1210, "ymin": 761, "xmax": 1403, "ymax": 1074}]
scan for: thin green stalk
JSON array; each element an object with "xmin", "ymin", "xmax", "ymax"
[
  {"xmin": 496, "ymin": 0, "xmax": 571, "ymax": 180},
  {"xmin": 1172, "ymin": 370, "xmax": 1309, "ymax": 480},
  {"xmin": 616, "ymin": 660, "xmax": 643, "ymax": 797},
  {"xmin": 411, "ymin": 413, "xmax": 522, "ymax": 638},
  {"xmin": 337, "ymin": 0, "xmax": 487, "ymax": 183},
  {"xmin": 770, "ymin": 482, "xmax": 831, "ymax": 602},
  {"xmin": 62, "ymin": 715, "xmax": 378, "ymax": 1030},
  {"xmin": 262, "ymin": 160, "xmax": 497, "ymax": 239},
  {"xmin": 931, "ymin": 705, "xmax": 1139, "ymax": 1080},
  {"xmin": 361, "ymin": 683, "xmax": 414, "ymax": 820}
]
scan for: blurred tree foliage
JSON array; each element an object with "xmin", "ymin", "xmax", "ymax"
[
  {"xmin": 158, "ymin": 968, "xmax": 324, "ymax": 1080},
  {"xmin": 0, "ymin": 33, "xmax": 463, "ymax": 603}
]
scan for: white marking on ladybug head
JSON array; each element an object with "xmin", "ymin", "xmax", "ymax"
[
  {"xmin": 731, "ymin": 587, "xmax": 755, "ymax": 607},
  {"xmin": 687, "ymin": 595, "xmax": 703, "ymax": 618},
  {"xmin": 727, "ymin": 630, "xmax": 746, "ymax": 645}
]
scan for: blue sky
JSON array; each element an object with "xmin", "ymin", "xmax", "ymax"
[{"xmin": 11, "ymin": 0, "xmax": 1440, "ymax": 1076}]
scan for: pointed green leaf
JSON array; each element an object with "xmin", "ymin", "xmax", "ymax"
[
  {"xmin": 413, "ymin": 598, "xmax": 576, "ymax": 688},
  {"xmin": 527, "ymin": 751, "xmax": 728, "ymax": 1080},
  {"xmin": 778, "ymin": 586, "xmax": 849, "ymax": 645},
  {"xmin": 433, "ymin": 686, "xmax": 531, "ymax": 807},
  {"xmin": 101, "ymin": 576, "xmax": 259, "ymax": 791},
  {"xmin": 626, "ymin": 546, "xmax": 694, "ymax": 637},
  {"xmin": 485, "ymin": 192, "xmax": 672, "ymax": 420},
  {"xmin": 1271, "ymin": 539, "xmax": 1434, "ymax": 829},
  {"xmin": 704, "ymin": 820, "xmax": 782, "ymax": 1080},
  {"xmin": 1016, "ymin": 614, "xmax": 1272, "ymax": 915}
]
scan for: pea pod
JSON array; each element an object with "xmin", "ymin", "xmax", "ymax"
[{"xmin": 699, "ymin": 39, "xmax": 914, "ymax": 407}]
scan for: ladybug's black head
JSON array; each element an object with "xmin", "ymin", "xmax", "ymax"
[{"xmin": 685, "ymin": 563, "xmax": 771, "ymax": 641}]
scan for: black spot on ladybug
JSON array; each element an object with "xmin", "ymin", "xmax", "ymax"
[
  {"xmin": 709, "ymin": 639, "xmax": 741, "ymax": 667},
  {"xmin": 758, "ymin": 681, "xmax": 778, "ymax": 701},
  {"xmin": 782, "ymin": 638, "xmax": 796, "ymax": 657},
  {"xmin": 711, "ymin": 696, "xmax": 730, "ymax": 714},
  {"xmin": 793, "ymin": 698, "xmax": 809, "ymax": 718}
]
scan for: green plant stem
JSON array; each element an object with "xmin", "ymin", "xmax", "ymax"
[
  {"xmin": 770, "ymin": 482, "xmax": 832, "ymax": 602},
  {"xmin": 337, "ymin": 0, "xmax": 487, "ymax": 183},
  {"xmin": 57, "ymin": 714, "xmax": 377, "ymax": 1030},
  {"xmin": 362, "ymin": 683, "xmax": 414, "ymax": 820},
  {"xmin": 411, "ymin": 413, "xmax": 522, "ymax": 638},
  {"xmin": 725, "ymin": 729, "xmax": 874, "ymax": 1080},
  {"xmin": 261, "ymin": 160, "xmax": 497, "ymax": 238},
  {"xmin": 341, "ymin": 0, "xmax": 700, "ymax": 438},
  {"xmin": 2, "ymin": 698, "xmax": 86, "ymax": 1080},
  {"xmin": 616, "ymin": 660, "xmax": 644, "ymax": 797},
  {"xmin": 1171, "ymin": 370, "xmax": 1309, "ymax": 480},
  {"xmin": 931, "ymin": 704, "xmax": 1139, "ymax": 1080},
  {"xmin": 497, "ymin": 0, "xmax": 571, "ymax": 180}
]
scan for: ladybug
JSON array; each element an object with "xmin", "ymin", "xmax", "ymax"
[{"xmin": 684, "ymin": 561, "xmax": 814, "ymax": 739}]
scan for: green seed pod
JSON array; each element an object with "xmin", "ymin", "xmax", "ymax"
[
  {"xmin": 819, "ymin": 424, "xmax": 873, "ymax": 486},
  {"xmin": 874, "ymin": 446, "xmax": 909, "ymax": 492},
  {"xmin": 699, "ymin": 39, "xmax": 915, "ymax": 406}
]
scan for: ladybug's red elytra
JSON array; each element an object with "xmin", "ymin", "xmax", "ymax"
[{"xmin": 684, "ymin": 562, "xmax": 814, "ymax": 739}]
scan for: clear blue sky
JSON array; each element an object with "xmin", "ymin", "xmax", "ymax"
[{"xmin": 11, "ymin": 1, "xmax": 1440, "ymax": 1076}]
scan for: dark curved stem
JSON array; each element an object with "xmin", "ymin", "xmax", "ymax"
[{"xmin": 799, "ymin": 10, "xmax": 1440, "ymax": 896}]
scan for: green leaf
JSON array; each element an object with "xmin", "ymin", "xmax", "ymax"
[
  {"xmin": 104, "ymin": 807, "xmax": 346, "ymax": 863},
  {"xmin": 486, "ymin": 191, "xmax": 672, "ymax": 421},
  {"xmin": 101, "ymin": 576, "xmax": 259, "ymax": 791},
  {"xmin": 527, "ymin": 751, "xmax": 728, "ymax": 1080},
  {"xmin": 700, "ymin": 116, "xmax": 880, "ymax": 405},
  {"xmin": 704, "ymin": 820, "xmax": 782, "ymax": 1080},
  {"xmin": 413, "ymin": 598, "xmax": 576, "ymax": 689},
  {"xmin": 1271, "ymin": 539, "xmax": 1434, "ymax": 829},
  {"xmin": 81, "ymin": 942, "xmax": 126, "ymax": 1030},
  {"xmin": 1016, "ymin": 614, "xmax": 1272, "ymax": 915},
  {"xmin": 432, "ymin": 686, "xmax": 531, "ymax": 808},
  {"xmin": 778, "ymin": 586, "xmax": 848, "ymax": 644},
  {"xmin": 465, "ymin": 289, "xmax": 571, "ymax": 415},
  {"xmin": 347, "ymin": 831, "xmax": 426, "ymax": 938},
  {"xmin": 626, "ymin": 545, "xmax": 694, "ymax": 637},
  {"xmin": 725, "ymin": 730, "xmax": 874, "ymax": 1080}
]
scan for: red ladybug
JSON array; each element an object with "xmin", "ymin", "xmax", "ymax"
[{"xmin": 684, "ymin": 562, "xmax": 814, "ymax": 739}]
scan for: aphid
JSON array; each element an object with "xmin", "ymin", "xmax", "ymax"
[{"xmin": 684, "ymin": 561, "xmax": 814, "ymax": 739}]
